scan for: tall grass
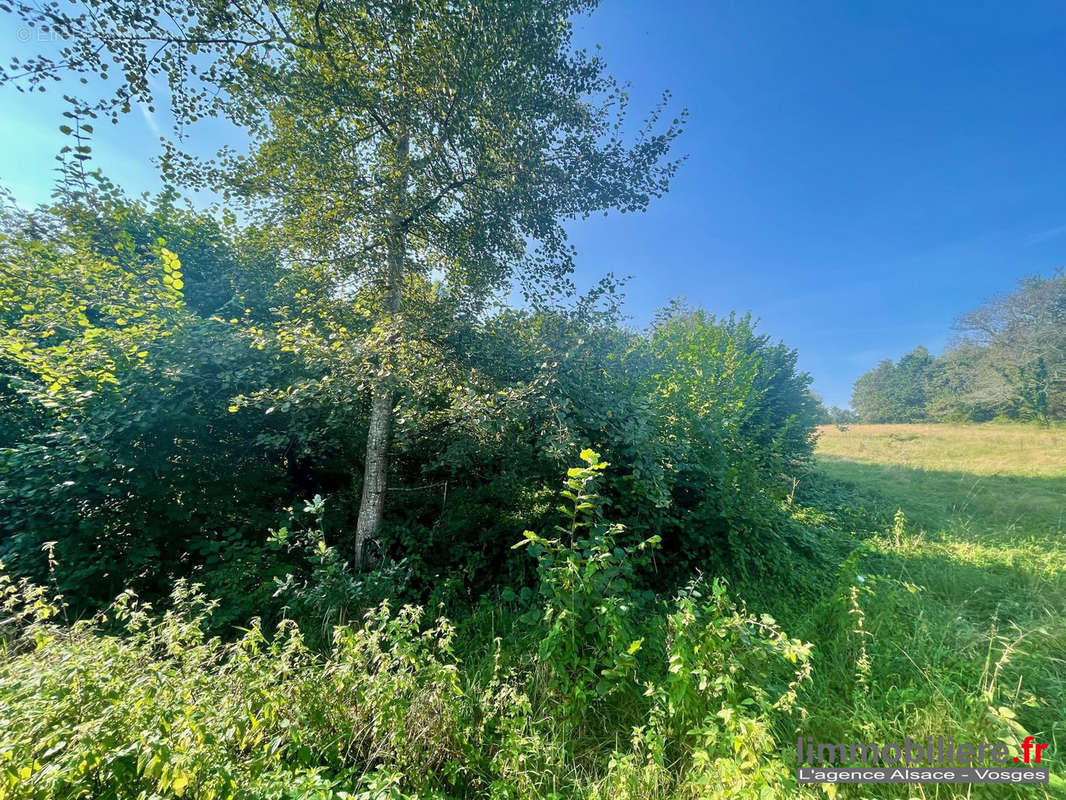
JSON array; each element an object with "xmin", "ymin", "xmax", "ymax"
[{"xmin": 793, "ymin": 424, "xmax": 1066, "ymax": 798}]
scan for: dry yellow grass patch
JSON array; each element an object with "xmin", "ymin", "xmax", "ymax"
[{"xmin": 815, "ymin": 423, "xmax": 1066, "ymax": 478}]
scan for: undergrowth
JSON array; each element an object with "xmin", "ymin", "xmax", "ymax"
[
  {"xmin": 1, "ymin": 446, "xmax": 1063, "ymax": 799},
  {"xmin": 0, "ymin": 452, "xmax": 816, "ymax": 800}
]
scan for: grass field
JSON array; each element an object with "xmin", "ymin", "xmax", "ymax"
[
  {"xmin": 816, "ymin": 423, "xmax": 1066, "ymax": 478},
  {"xmin": 797, "ymin": 423, "xmax": 1066, "ymax": 798},
  {"xmin": 816, "ymin": 423, "xmax": 1066, "ymax": 538}
]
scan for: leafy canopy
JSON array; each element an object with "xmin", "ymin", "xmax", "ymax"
[{"xmin": 5, "ymin": 0, "xmax": 685, "ymax": 304}]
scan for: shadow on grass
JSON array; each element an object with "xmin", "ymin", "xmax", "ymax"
[
  {"xmin": 793, "ymin": 464, "xmax": 1066, "ymax": 761},
  {"xmin": 814, "ymin": 455, "xmax": 1066, "ymax": 542}
]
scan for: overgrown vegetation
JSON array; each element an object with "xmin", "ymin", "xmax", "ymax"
[
  {"xmin": 3, "ymin": 422, "xmax": 1065, "ymax": 798},
  {"xmin": 0, "ymin": 187, "xmax": 820, "ymax": 617},
  {"xmin": 1, "ymin": 0, "xmax": 1064, "ymax": 797},
  {"xmin": 0, "ymin": 452, "xmax": 821, "ymax": 800}
]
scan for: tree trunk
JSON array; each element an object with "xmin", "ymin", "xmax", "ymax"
[
  {"xmin": 354, "ymin": 380, "xmax": 394, "ymax": 569},
  {"xmin": 354, "ymin": 133, "xmax": 409, "ymax": 570}
]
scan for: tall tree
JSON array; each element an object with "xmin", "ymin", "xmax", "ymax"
[
  {"xmin": 851, "ymin": 359, "xmax": 896, "ymax": 423},
  {"xmin": 954, "ymin": 270, "xmax": 1066, "ymax": 421},
  {"xmin": 850, "ymin": 346, "xmax": 933, "ymax": 423},
  {"xmin": 3, "ymin": 0, "xmax": 685, "ymax": 565}
]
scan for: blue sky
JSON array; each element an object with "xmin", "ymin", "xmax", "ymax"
[{"xmin": 3, "ymin": 2, "xmax": 1066, "ymax": 406}]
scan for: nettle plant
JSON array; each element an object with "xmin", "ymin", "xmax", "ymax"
[
  {"xmin": 514, "ymin": 449, "xmax": 660, "ymax": 719},
  {"xmin": 268, "ymin": 495, "xmax": 411, "ymax": 646},
  {"xmin": 646, "ymin": 580, "xmax": 813, "ymax": 792},
  {"xmin": 512, "ymin": 450, "xmax": 816, "ymax": 792}
]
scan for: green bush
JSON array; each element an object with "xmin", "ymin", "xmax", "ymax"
[{"xmin": 2, "ymin": 194, "xmax": 820, "ymax": 623}]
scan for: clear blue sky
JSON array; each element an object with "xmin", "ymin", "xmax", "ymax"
[{"xmin": 3, "ymin": 1, "xmax": 1066, "ymax": 406}]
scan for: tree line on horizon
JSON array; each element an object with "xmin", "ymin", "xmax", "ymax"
[{"xmin": 845, "ymin": 271, "xmax": 1066, "ymax": 424}]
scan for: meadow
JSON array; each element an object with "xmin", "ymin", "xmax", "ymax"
[
  {"xmin": 815, "ymin": 422, "xmax": 1066, "ymax": 540},
  {"xmin": 793, "ymin": 423, "xmax": 1066, "ymax": 798},
  {"xmin": 816, "ymin": 423, "xmax": 1066, "ymax": 478}
]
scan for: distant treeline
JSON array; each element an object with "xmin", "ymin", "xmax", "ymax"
[{"xmin": 846, "ymin": 271, "xmax": 1066, "ymax": 424}]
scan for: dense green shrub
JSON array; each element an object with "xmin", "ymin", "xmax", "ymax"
[
  {"xmin": 376, "ymin": 299, "xmax": 821, "ymax": 599},
  {"xmin": 1, "ymin": 187, "xmax": 820, "ymax": 629},
  {"xmin": 0, "ymin": 191, "xmax": 300, "ymax": 618}
]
